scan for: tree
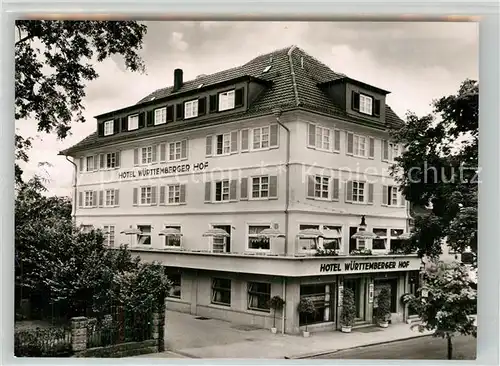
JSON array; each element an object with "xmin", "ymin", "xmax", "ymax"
[
  {"xmin": 390, "ymin": 79, "xmax": 478, "ymax": 259},
  {"xmin": 407, "ymin": 261, "xmax": 477, "ymax": 360},
  {"xmin": 15, "ymin": 20, "xmax": 148, "ymax": 183},
  {"xmin": 297, "ymin": 298, "xmax": 316, "ymax": 333},
  {"xmin": 268, "ymin": 295, "xmax": 285, "ymax": 329}
]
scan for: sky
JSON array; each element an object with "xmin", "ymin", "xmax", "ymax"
[{"xmin": 16, "ymin": 21, "xmax": 478, "ymax": 197}]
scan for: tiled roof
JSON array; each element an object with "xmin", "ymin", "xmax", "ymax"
[{"xmin": 61, "ymin": 46, "xmax": 404, "ymax": 155}]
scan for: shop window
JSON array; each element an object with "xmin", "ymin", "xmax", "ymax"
[
  {"xmin": 247, "ymin": 282, "xmax": 271, "ymax": 312},
  {"xmin": 211, "ymin": 278, "xmax": 231, "ymax": 306},
  {"xmin": 166, "ymin": 272, "xmax": 181, "ymax": 298},
  {"xmin": 299, "ymin": 284, "xmax": 334, "ymax": 326}
]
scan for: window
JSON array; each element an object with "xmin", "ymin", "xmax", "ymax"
[
  {"xmin": 349, "ymin": 227, "xmax": 366, "ymax": 252},
  {"xmin": 315, "ymin": 126, "xmax": 331, "ymax": 150},
  {"xmin": 384, "ymin": 186, "xmax": 399, "ymax": 206},
  {"xmin": 86, "ymin": 156, "xmax": 94, "ymax": 172},
  {"xmin": 252, "ymin": 176, "xmax": 269, "ymax": 199},
  {"xmin": 216, "ymin": 133, "xmax": 231, "ymax": 155},
  {"xmin": 388, "ymin": 142, "xmax": 400, "ymax": 161},
  {"xmin": 248, "ymin": 225, "xmax": 271, "ymax": 250},
  {"xmin": 247, "ymin": 282, "xmax": 271, "ymax": 312},
  {"xmin": 212, "ymin": 225, "xmax": 231, "ymax": 253},
  {"xmin": 137, "ymin": 225, "xmax": 151, "ymax": 245},
  {"xmin": 167, "ymin": 184, "xmax": 181, "ymax": 204},
  {"xmin": 166, "ymin": 273, "xmax": 181, "ymax": 298},
  {"xmin": 164, "ymin": 225, "xmax": 181, "ymax": 247},
  {"xmin": 352, "ymin": 181, "xmax": 365, "ymax": 203},
  {"xmin": 104, "ymin": 120, "xmax": 114, "ymax": 136},
  {"xmin": 390, "ymin": 229, "xmax": 404, "ymax": 252},
  {"xmin": 314, "ymin": 176, "xmax": 329, "ymax": 199},
  {"xmin": 359, "ymin": 94, "xmax": 373, "ymax": 115},
  {"xmin": 103, "ymin": 225, "xmax": 115, "ymax": 247},
  {"xmin": 373, "ymin": 228, "xmax": 388, "ymax": 250},
  {"xmin": 184, "ymin": 99, "xmax": 198, "ymax": 119},
  {"xmin": 299, "ymin": 224, "xmax": 320, "ymax": 251},
  {"xmin": 299, "ymin": 284, "xmax": 333, "ymax": 325},
  {"xmin": 353, "ymin": 135, "xmax": 367, "ymax": 157},
  {"xmin": 81, "ymin": 225, "xmax": 94, "ymax": 234},
  {"xmin": 212, "ymin": 278, "xmax": 231, "ymax": 306},
  {"xmin": 84, "ymin": 191, "xmax": 94, "ymax": 207},
  {"xmin": 215, "ymin": 180, "xmax": 230, "ymax": 202},
  {"xmin": 155, "ymin": 107, "xmax": 167, "ymax": 125},
  {"xmin": 128, "ymin": 115, "xmax": 139, "ymax": 130},
  {"xmin": 169, "ymin": 141, "xmax": 182, "ymax": 161},
  {"xmin": 105, "ymin": 189, "xmax": 116, "ymax": 206},
  {"xmin": 218, "ymin": 90, "xmax": 235, "ymax": 112},
  {"xmin": 106, "ymin": 153, "xmax": 117, "ymax": 169},
  {"xmin": 299, "ymin": 224, "xmax": 342, "ymax": 252},
  {"xmin": 140, "ymin": 186, "xmax": 152, "ymax": 205},
  {"xmin": 252, "ymin": 126, "xmax": 270, "ymax": 149},
  {"xmin": 141, "ymin": 146, "xmax": 153, "ymax": 164}
]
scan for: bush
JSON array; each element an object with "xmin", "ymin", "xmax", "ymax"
[
  {"xmin": 268, "ymin": 296, "xmax": 285, "ymax": 328},
  {"xmin": 340, "ymin": 288, "xmax": 356, "ymax": 327},
  {"xmin": 15, "ymin": 327, "xmax": 72, "ymax": 357},
  {"xmin": 376, "ymin": 288, "xmax": 391, "ymax": 322}
]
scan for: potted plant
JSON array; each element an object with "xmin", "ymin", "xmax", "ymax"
[
  {"xmin": 297, "ymin": 297, "xmax": 315, "ymax": 337},
  {"xmin": 340, "ymin": 287, "xmax": 356, "ymax": 333},
  {"xmin": 376, "ymin": 288, "xmax": 391, "ymax": 328},
  {"xmin": 268, "ymin": 295, "xmax": 285, "ymax": 334}
]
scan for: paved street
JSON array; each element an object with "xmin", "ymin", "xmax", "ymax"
[{"xmin": 309, "ymin": 335, "xmax": 476, "ymax": 360}]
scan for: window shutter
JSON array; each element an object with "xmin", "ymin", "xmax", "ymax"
[
  {"xmin": 114, "ymin": 189, "xmax": 119, "ymax": 206},
  {"xmin": 134, "ymin": 148, "xmax": 139, "ymax": 166},
  {"xmin": 176, "ymin": 103, "xmax": 184, "ymax": 120},
  {"xmin": 373, "ymin": 99, "xmax": 381, "ymax": 116},
  {"xmin": 333, "ymin": 130, "xmax": 341, "ymax": 152},
  {"xmin": 98, "ymin": 123, "xmax": 104, "ymax": 137},
  {"xmin": 93, "ymin": 191, "xmax": 98, "ymax": 207},
  {"xmin": 147, "ymin": 110, "xmax": 154, "ymax": 126},
  {"xmin": 352, "ymin": 91, "xmax": 360, "ymax": 111},
  {"xmin": 382, "ymin": 140, "xmax": 389, "ymax": 161},
  {"xmin": 99, "ymin": 154, "xmax": 105, "ymax": 169},
  {"xmin": 151, "ymin": 186, "xmax": 158, "ymax": 206},
  {"xmin": 235, "ymin": 88, "xmax": 244, "ymax": 107},
  {"xmin": 113, "ymin": 118, "xmax": 120, "ymax": 134},
  {"xmin": 229, "ymin": 180, "xmax": 238, "ymax": 201},
  {"xmin": 181, "ymin": 140, "xmax": 188, "ymax": 159},
  {"xmin": 307, "ymin": 175, "xmax": 315, "ymax": 198},
  {"xmin": 159, "ymin": 186, "xmax": 166, "ymax": 205},
  {"xmin": 152, "ymin": 145, "xmax": 158, "ymax": 163},
  {"xmin": 198, "ymin": 97, "xmax": 207, "ymax": 115},
  {"xmin": 240, "ymin": 178, "xmax": 248, "ymax": 200},
  {"xmin": 346, "ymin": 132, "xmax": 354, "ymax": 155},
  {"xmin": 382, "ymin": 185, "xmax": 388, "ymax": 205},
  {"xmin": 368, "ymin": 183, "xmax": 374, "ymax": 204},
  {"xmin": 159, "ymin": 143, "xmax": 166, "ymax": 162},
  {"xmin": 230, "ymin": 131, "xmax": 239, "ymax": 153},
  {"xmin": 133, "ymin": 188, "xmax": 138, "ymax": 206},
  {"xmin": 78, "ymin": 191, "xmax": 83, "ymax": 208},
  {"xmin": 204, "ymin": 182, "xmax": 211, "ymax": 203},
  {"xmin": 345, "ymin": 181, "xmax": 353, "ymax": 202},
  {"xmin": 180, "ymin": 184, "xmax": 186, "ymax": 204},
  {"xmin": 369, "ymin": 137, "xmax": 375, "ymax": 158},
  {"xmin": 332, "ymin": 178, "xmax": 339, "ymax": 201},
  {"xmin": 121, "ymin": 117, "xmax": 128, "ymax": 132},
  {"xmin": 241, "ymin": 129, "xmax": 249, "ymax": 152},
  {"xmin": 205, "ymin": 136, "xmax": 213, "ymax": 157},
  {"xmin": 166, "ymin": 105, "xmax": 174, "ymax": 122},
  {"xmin": 138, "ymin": 112, "xmax": 146, "ymax": 129},
  {"xmin": 269, "ymin": 176, "xmax": 278, "ymax": 199},
  {"xmin": 308, "ymin": 124, "xmax": 316, "ymax": 147},
  {"xmin": 400, "ymin": 193, "xmax": 405, "ymax": 207},
  {"xmin": 93, "ymin": 155, "xmax": 99, "ymax": 171},
  {"xmin": 115, "ymin": 151, "xmax": 120, "ymax": 168},
  {"xmin": 270, "ymin": 125, "xmax": 279, "ymax": 147},
  {"xmin": 209, "ymin": 94, "xmax": 218, "ymax": 113},
  {"xmin": 99, "ymin": 190, "xmax": 104, "ymax": 207},
  {"xmin": 79, "ymin": 157, "xmax": 84, "ymax": 172}
]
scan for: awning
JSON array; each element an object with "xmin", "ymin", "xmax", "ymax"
[
  {"xmin": 297, "ymin": 229, "xmax": 324, "ymax": 239},
  {"xmin": 159, "ymin": 228, "xmax": 183, "ymax": 237},
  {"xmin": 257, "ymin": 228, "xmax": 286, "ymax": 238},
  {"xmin": 202, "ymin": 228, "xmax": 230, "ymax": 238}
]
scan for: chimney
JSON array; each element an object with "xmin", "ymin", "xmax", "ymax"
[{"xmin": 173, "ymin": 68, "xmax": 183, "ymax": 92}]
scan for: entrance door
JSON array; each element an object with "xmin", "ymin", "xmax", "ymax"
[
  {"xmin": 373, "ymin": 278, "xmax": 398, "ymax": 321},
  {"xmin": 343, "ymin": 278, "xmax": 366, "ymax": 321},
  {"xmin": 212, "ymin": 225, "xmax": 231, "ymax": 252}
]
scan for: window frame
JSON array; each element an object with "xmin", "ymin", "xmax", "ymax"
[
  {"xmin": 104, "ymin": 189, "xmax": 116, "ymax": 207},
  {"xmin": 168, "ymin": 141, "xmax": 182, "ymax": 161},
  {"xmin": 154, "ymin": 107, "xmax": 167, "ymax": 125},
  {"xmin": 314, "ymin": 175, "xmax": 330, "ymax": 200},
  {"xmin": 315, "ymin": 126, "xmax": 331, "ymax": 151},
  {"xmin": 215, "ymin": 133, "xmax": 232, "ymax": 156},
  {"xmin": 251, "ymin": 176, "xmax": 270, "ymax": 200},
  {"xmin": 211, "ymin": 278, "xmax": 232, "ymax": 306},
  {"xmin": 103, "ymin": 120, "xmax": 114, "ymax": 136},
  {"xmin": 247, "ymin": 282, "xmax": 271, "ymax": 312},
  {"xmin": 105, "ymin": 152, "xmax": 117, "ymax": 169},
  {"xmin": 184, "ymin": 99, "xmax": 199, "ymax": 119},
  {"xmin": 252, "ymin": 126, "xmax": 271, "ymax": 150},
  {"xmin": 298, "ymin": 223, "xmax": 343, "ymax": 253},
  {"xmin": 353, "ymin": 134, "xmax": 368, "ymax": 158},
  {"xmin": 352, "ymin": 180, "xmax": 366, "ymax": 203},
  {"xmin": 84, "ymin": 191, "xmax": 94, "ymax": 207},
  {"xmin": 372, "ymin": 228, "xmax": 388, "ymax": 251},
  {"xmin": 247, "ymin": 224, "xmax": 272, "ymax": 251},
  {"xmin": 167, "ymin": 184, "xmax": 181, "ymax": 205},
  {"xmin": 140, "ymin": 186, "xmax": 153, "ymax": 205},
  {"xmin": 359, "ymin": 94, "xmax": 373, "ymax": 115},
  {"xmin": 128, "ymin": 114, "xmax": 139, "ymax": 131},
  {"xmin": 164, "ymin": 225, "xmax": 182, "ymax": 248},
  {"xmin": 141, "ymin": 146, "xmax": 153, "ymax": 165},
  {"xmin": 136, "ymin": 224, "xmax": 152, "ymax": 246},
  {"xmin": 103, "ymin": 225, "xmax": 115, "ymax": 247},
  {"xmin": 218, "ymin": 90, "xmax": 236, "ymax": 112},
  {"xmin": 214, "ymin": 180, "xmax": 230, "ymax": 202},
  {"xmin": 86, "ymin": 156, "xmax": 94, "ymax": 172}
]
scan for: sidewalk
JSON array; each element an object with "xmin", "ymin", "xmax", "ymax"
[{"xmin": 143, "ymin": 310, "xmax": 433, "ymax": 359}]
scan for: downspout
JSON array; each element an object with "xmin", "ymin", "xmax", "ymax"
[
  {"xmin": 281, "ymin": 277, "xmax": 286, "ymax": 335},
  {"xmin": 64, "ymin": 155, "xmax": 78, "ymax": 225}
]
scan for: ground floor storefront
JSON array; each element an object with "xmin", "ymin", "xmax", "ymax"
[{"xmin": 163, "ymin": 266, "xmax": 422, "ymax": 335}]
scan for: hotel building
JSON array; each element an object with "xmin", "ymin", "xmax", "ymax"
[{"xmin": 61, "ymin": 46, "xmax": 422, "ymax": 334}]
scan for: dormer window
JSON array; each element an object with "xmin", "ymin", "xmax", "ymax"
[
  {"xmin": 218, "ymin": 90, "xmax": 235, "ymax": 112},
  {"xmin": 103, "ymin": 120, "xmax": 114, "ymax": 136},
  {"xmin": 184, "ymin": 99, "xmax": 199, "ymax": 119},
  {"xmin": 155, "ymin": 107, "xmax": 167, "ymax": 125},
  {"xmin": 359, "ymin": 94, "xmax": 373, "ymax": 115},
  {"xmin": 352, "ymin": 91, "xmax": 381, "ymax": 117},
  {"xmin": 128, "ymin": 114, "xmax": 139, "ymax": 130}
]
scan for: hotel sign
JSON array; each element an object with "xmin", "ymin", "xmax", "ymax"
[
  {"xmin": 118, "ymin": 161, "xmax": 209, "ymax": 179},
  {"xmin": 319, "ymin": 259, "xmax": 412, "ymax": 273}
]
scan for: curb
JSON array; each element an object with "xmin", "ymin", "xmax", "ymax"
[
  {"xmin": 168, "ymin": 350, "xmax": 200, "ymax": 359},
  {"xmin": 285, "ymin": 332, "xmax": 434, "ymax": 359}
]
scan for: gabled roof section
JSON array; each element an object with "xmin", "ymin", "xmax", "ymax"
[{"xmin": 318, "ymin": 76, "xmax": 391, "ymax": 95}]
